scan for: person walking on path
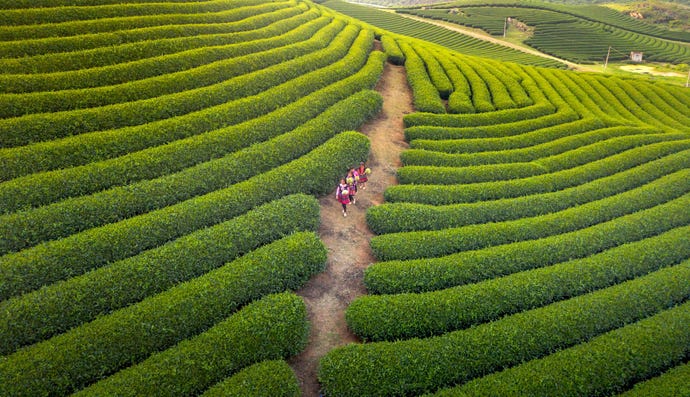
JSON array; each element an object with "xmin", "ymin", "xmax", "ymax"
[
  {"xmin": 346, "ymin": 169, "xmax": 358, "ymax": 205},
  {"xmin": 356, "ymin": 161, "xmax": 370, "ymax": 190},
  {"xmin": 335, "ymin": 178, "xmax": 350, "ymax": 217}
]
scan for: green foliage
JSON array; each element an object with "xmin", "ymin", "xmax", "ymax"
[
  {"xmin": 0, "ymin": 131, "xmax": 370, "ymax": 299},
  {"xmin": 349, "ymin": 226, "xmax": 690, "ymax": 341},
  {"xmin": 319, "ymin": 262, "xmax": 690, "ymax": 396},
  {"xmin": 381, "ymin": 34, "xmax": 405, "ymax": 65},
  {"xmin": 400, "ymin": 41, "xmax": 446, "ymax": 113},
  {"xmin": 201, "ymin": 360, "xmax": 301, "ymax": 397},
  {"xmin": 0, "ymin": 291, "xmax": 308, "ymax": 397},
  {"xmin": 617, "ymin": 361, "xmax": 690, "ymax": 397},
  {"xmin": 372, "ymin": 172, "xmax": 690, "ymax": 261},
  {"xmin": 368, "ymin": 149, "xmax": 690, "ymax": 234},
  {"xmin": 430, "ymin": 300, "xmax": 690, "ymax": 397},
  {"xmin": 365, "ymin": 193, "xmax": 690, "ymax": 295},
  {"xmin": 0, "ymin": 199, "xmax": 323, "ymax": 354},
  {"xmin": 404, "ymin": 102, "xmax": 556, "ymax": 128}
]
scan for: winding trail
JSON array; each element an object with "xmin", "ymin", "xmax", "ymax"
[{"xmin": 289, "ymin": 57, "xmax": 413, "ymax": 396}]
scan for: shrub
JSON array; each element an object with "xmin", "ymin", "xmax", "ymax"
[
  {"xmin": 0, "ymin": 199, "xmax": 323, "ymax": 354},
  {"xmin": 617, "ymin": 362, "xmax": 690, "ymax": 397},
  {"xmin": 381, "ymin": 34, "xmax": 404, "ymax": 65},
  {"xmin": 0, "ymin": 291, "xmax": 308, "ymax": 397},
  {"xmin": 400, "ymin": 41, "xmax": 445, "ymax": 114},
  {"xmin": 365, "ymin": 194, "xmax": 690, "ymax": 295},
  {"xmin": 371, "ymin": 171, "xmax": 690, "ymax": 261},
  {"xmin": 200, "ymin": 360, "xmax": 301, "ymax": 397},
  {"xmin": 431, "ymin": 300, "xmax": 690, "ymax": 397},
  {"xmin": 319, "ymin": 263, "xmax": 690, "ymax": 396},
  {"xmin": 0, "ymin": 131, "xmax": 370, "ymax": 299},
  {"xmin": 349, "ymin": 225, "xmax": 690, "ymax": 341},
  {"xmin": 403, "ymin": 102, "xmax": 555, "ymax": 128}
]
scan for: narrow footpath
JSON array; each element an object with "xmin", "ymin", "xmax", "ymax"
[{"xmin": 289, "ymin": 59, "xmax": 413, "ymax": 396}]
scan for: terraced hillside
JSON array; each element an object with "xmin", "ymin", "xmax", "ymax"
[
  {"xmin": 318, "ymin": 14, "xmax": 690, "ymax": 397},
  {"xmin": 0, "ymin": 0, "xmax": 384, "ymax": 395},
  {"xmin": 400, "ymin": 0, "xmax": 690, "ymax": 64},
  {"xmin": 1, "ymin": 0, "xmax": 689, "ymax": 396}
]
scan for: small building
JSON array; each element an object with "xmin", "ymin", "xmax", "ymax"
[{"xmin": 630, "ymin": 51, "xmax": 643, "ymax": 62}]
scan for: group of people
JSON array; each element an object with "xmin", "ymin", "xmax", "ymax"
[{"xmin": 335, "ymin": 161, "xmax": 371, "ymax": 217}]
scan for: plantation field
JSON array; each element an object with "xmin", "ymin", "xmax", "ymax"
[
  {"xmin": 1, "ymin": 0, "xmax": 689, "ymax": 396},
  {"xmin": 400, "ymin": 0, "xmax": 690, "ymax": 64}
]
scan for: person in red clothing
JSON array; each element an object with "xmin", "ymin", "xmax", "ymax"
[
  {"xmin": 335, "ymin": 178, "xmax": 350, "ymax": 217},
  {"xmin": 356, "ymin": 161, "xmax": 369, "ymax": 190},
  {"xmin": 346, "ymin": 169, "xmax": 358, "ymax": 205}
]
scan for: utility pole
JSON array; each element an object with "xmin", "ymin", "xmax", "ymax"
[
  {"xmin": 503, "ymin": 17, "xmax": 507, "ymax": 38},
  {"xmin": 603, "ymin": 46, "xmax": 611, "ymax": 70},
  {"xmin": 686, "ymin": 67, "xmax": 690, "ymax": 88}
]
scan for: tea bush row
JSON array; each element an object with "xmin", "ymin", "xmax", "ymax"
[
  {"xmin": 368, "ymin": 149, "xmax": 690, "ymax": 234},
  {"xmin": 0, "ymin": 9, "xmax": 324, "ymax": 116},
  {"xmin": 0, "ymin": 21, "xmax": 366, "ymax": 147},
  {"xmin": 0, "ymin": 198, "xmax": 321, "ymax": 353},
  {"xmin": 403, "ymin": 101, "xmax": 555, "ymax": 127},
  {"xmin": 319, "ymin": 263, "xmax": 690, "ymax": 396},
  {"xmin": 412, "ymin": 43, "xmax": 453, "ymax": 99},
  {"xmin": 380, "ymin": 34, "xmax": 404, "ymax": 65},
  {"xmin": 0, "ymin": 291, "xmax": 309, "ymax": 397},
  {"xmin": 430, "ymin": 300, "xmax": 690, "ymax": 397},
  {"xmin": 349, "ymin": 226, "xmax": 690, "ymax": 341},
  {"xmin": 0, "ymin": 91, "xmax": 381, "ymax": 254},
  {"xmin": 399, "ymin": 41, "xmax": 445, "ymax": 114},
  {"xmin": 0, "ymin": 1, "xmax": 304, "ymax": 61},
  {"xmin": 365, "ymin": 193, "xmax": 690, "ymax": 294},
  {"xmin": 0, "ymin": 131, "xmax": 370, "ymax": 298},
  {"xmin": 617, "ymin": 362, "xmax": 690, "ymax": 397},
  {"xmin": 404, "ymin": 107, "xmax": 577, "ymax": 141},
  {"xmin": 0, "ymin": 50, "xmax": 384, "ymax": 198},
  {"xmin": 371, "ymin": 172, "xmax": 690, "ymax": 261},
  {"xmin": 384, "ymin": 140, "xmax": 690, "ymax": 205},
  {"xmin": 200, "ymin": 360, "xmax": 301, "ymax": 397}
]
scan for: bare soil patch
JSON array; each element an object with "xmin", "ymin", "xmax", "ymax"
[{"xmin": 289, "ymin": 59, "xmax": 412, "ymax": 396}]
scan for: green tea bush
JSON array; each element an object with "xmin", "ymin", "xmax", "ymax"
[
  {"xmin": 0, "ymin": 200, "xmax": 323, "ymax": 354},
  {"xmin": 372, "ymin": 173, "xmax": 690, "ymax": 261},
  {"xmin": 431, "ymin": 300, "xmax": 690, "ymax": 397},
  {"xmin": 403, "ymin": 102, "xmax": 555, "ymax": 128},
  {"xmin": 0, "ymin": 90, "xmax": 381, "ymax": 253},
  {"xmin": 365, "ymin": 195, "xmax": 690, "ymax": 294},
  {"xmin": 380, "ymin": 35, "xmax": 404, "ymax": 65},
  {"xmin": 617, "ymin": 362, "xmax": 690, "ymax": 397},
  {"xmin": 319, "ymin": 263, "xmax": 690, "ymax": 396},
  {"xmin": 0, "ymin": 131, "xmax": 370, "ymax": 298},
  {"xmin": 404, "ymin": 108, "xmax": 578, "ymax": 141},
  {"xmin": 349, "ymin": 226, "xmax": 690, "ymax": 341},
  {"xmin": 396, "ymin": 163, "xmax": 547, "ymax": 185},
  {"xmin": 0, "ymin": 22, "xmax": 365, "ymax": 147},
  {"xmin": 413, "ymin": 44, "xmax": 453, "ymax": 99},
  {"xmin": 368, "ymin": 150, "xmax": 690, "ymax": 234},
  {"xmin": 0, "ymin": 292, "xmax": 308, "ymax": 397},
  {"xmin": 400, "ymin": 41, "xmax": 445, "ymax": 114},
  {"xmin": 200, "ymin": 360, "xmax": 301, "ymax": 397},
  {"xmin": 0, "ymin": 10, "xmax": 324, "ymax": 117},
  {"xmin": 384, "ymin": 141, "xmax": 690, "ymax": 205}
]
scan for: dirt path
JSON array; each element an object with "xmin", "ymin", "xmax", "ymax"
[{"xmin": 289, "ymin": 59, "xmax": 412, "ymax": 396}]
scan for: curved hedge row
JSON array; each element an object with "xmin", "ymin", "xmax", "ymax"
[
  {"xmin": 318, "ymin": 262, "xmax": 690, "ymax": 396},
  {"xmin": 200, "ymin": 360, "xmax": 301, "ymax": 397},
  {"xmin": 70, "ymin": 293, "xmax": 309, "ymax": 396},
  {"xmin": 0, "ymin": 1, "xmax": 304, "ymax": 61},
  {"xmin": 0, "ymin": 198, "xmax": 322, "ymax": 354},
  {"xmin": 413, "ymin": 44, "xmax": 453, "ymax": 99},
  {"xmin": 368, "ymin": 149, "xmax": 690, "ymax": 234},
  {"xmin": 0, "ymin": 131, "xmax": 370, "ymax": 299},
  {"xmin": 404, "ymin": 107, "xmax": 578, "ymax": 141},
  {"xmin": 380, "ymin": 34, "xmax": 404, "ymax": 65},
  {"xmin": 349, "ymin": 225, "xmax": 690, "ymax": 341},
  {"xmin": 0, "ymin": 9, "xmax": 324, "ymax": 117},
  {"xmin": 0, "ymin": 1, "xmax": 296, "ymax": 76},
  {"xmin": 0, "ymin": 21, "xmax": 365, "ymax": 148},
  {"xmin": 399, "ymin": 41, "xmax": 445, "ymax": 114},
  {"xmin": 0, "ymin": 49, "xmax": 384, "ymax": 198},
  {"xmin": 0, "ymin": 291, "xmax": 309, "ymax": 397},
  {"xmin": 403, "ymin": 101, "xmax": 556, "ymax": 128},
  {"xmin": 0, "ymin": 90, "xmax": 381, "ymax": 252},
  {"xmin": 406, "ymin": 127, "xmax": 675, "ymax": 168},
  {"xmin": 384, "ymin": 140, "xmax": 690, "ymax": 205},
  {"xmin": 371, "ymin": 172, "xmax": 690, "ymax": 261},
  {"xmin": 617, "ymin": 362, "xmax": 690, "ymax": 397},
  {"xmin": 396, "ymin": 163, "xmax": 548, "ymax": 185},
  {"xmin": 364, "ymin": 193, "xmax": 690, "ymax": 295},
  {"xmin": 429, "ymin": 299, "xmax": 690, "ymax": 397}
]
